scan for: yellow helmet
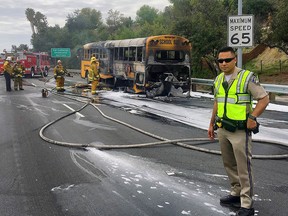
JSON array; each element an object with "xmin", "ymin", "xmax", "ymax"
[{"xmin": 91, "ymin": 57, "xmax": 97, "ymax": 62}]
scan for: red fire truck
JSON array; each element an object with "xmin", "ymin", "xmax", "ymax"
[
  {"xmin": 16, "ymin": 51, "xmax": 50, "ymax": 77},
  {"xmin": 0, "ymin": 51, "xmax": 50, "ymax": 77},
  {"xmin": 0, "ymin": 59, "xmax": 5, "ymax": 75}
]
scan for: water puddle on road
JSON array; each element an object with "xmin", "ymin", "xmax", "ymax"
[{"xmin": 62, "ymin": 148, "xmax": 234, "ymax": 216}]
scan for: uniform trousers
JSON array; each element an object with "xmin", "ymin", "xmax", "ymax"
[
  {"xmin": 56, "ymin": 76, "xmax": 65, "ymax": 91},
  {"xmin": 91, "ymin": 80, "xmax": 99, "ymax": 95},
  {"xmin": 14, "ymin": 76, "xmax": 23, "ymax": 90},
  {"xmin": 218, "ymin": 128, "xmax": 253, "ymax": 209},
  {"xmin": 4, "ymin": 72, "xmax": 12, "ymax": 91}
]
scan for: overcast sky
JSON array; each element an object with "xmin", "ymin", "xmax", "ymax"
[{"xmin": 0, "ymin": 0, "xmax": 171, "ymax": 53}]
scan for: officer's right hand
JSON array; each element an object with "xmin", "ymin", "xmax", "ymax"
[{"xmin": 208, "ymin": 125, "xmax": 215, "ymax": 140}]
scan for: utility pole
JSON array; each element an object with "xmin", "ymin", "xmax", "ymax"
[
  {"xmin": 228, "ymin": 0, "xmax": 253, "ymax": 67},
  {"xmin": 237, "ymin": 0, "xmax": 243, "ymax": 68}
]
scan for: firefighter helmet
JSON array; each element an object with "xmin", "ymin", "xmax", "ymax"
[
  {"xmin": 57, "ymin": 60, "xmax": 62, "ymax": 64},
  {"xmin": 91, "ymin": 57, "xmax": 97, "ymax": 62},
  {"xmin": 6, "ymin": 56, "xmax": 12, "ymax": 61}
]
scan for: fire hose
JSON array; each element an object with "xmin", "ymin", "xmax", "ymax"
[{"xmin": 39, "ymin": 90, "xmax": 288, "ymax": 160}]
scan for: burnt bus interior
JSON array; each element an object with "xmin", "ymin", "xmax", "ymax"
[{"xmin": 146, "ymin": 49, "xmax": 191, "ymax": 91}]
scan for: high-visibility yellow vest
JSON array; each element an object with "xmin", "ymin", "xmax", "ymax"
[{"xmin": 214, "ymin": 70, "xmax": 254, "ymax": 120}]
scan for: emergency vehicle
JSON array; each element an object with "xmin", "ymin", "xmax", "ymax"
[
  {"xmin": 15, "ymin": 51, "xmax": 50, "ymax": 77},
  {"xmin": 0, "ymin": 51, "xmax": 50, "ymax": 77},
  {"xmin": 0, "ymin": 59, "xmax": 5, "ymax": 75}
]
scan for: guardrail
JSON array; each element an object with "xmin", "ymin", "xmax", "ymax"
[
  {"xmin": 191, "ymin": 78, "xmax": 288, "ymax": 95},
  {"xmin": 191, "ymin": 78, "xmax": 288, "ymax": 102}
]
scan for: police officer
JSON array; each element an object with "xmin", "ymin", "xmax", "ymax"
[
  {"xmin": 208, "ymin": 47, "xmax": 269, "ymax": 216},
  {"xmin": 3, "ymin": 56, "xmax": 13, "ymax": 91},
  {"xmin": 89, "ymin": 56, "xmax": 100, "ymax": 95},
  {"xmin": 12, "ymin": 60, "xmax": 25, "ymax": 90},
  {"xmin": 53, "ymin": 60, "xmax": 66, "ymax": 92}
]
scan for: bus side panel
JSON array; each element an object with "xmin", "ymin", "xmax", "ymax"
[
  {"xmin": 81, "ymin": 60, "xmax": 90, "ymax": 78},
  {"xmin": 113, "ymin": 62, "xmax": 126, "ymax": 78},
  {"xmin": 133, "ymin": 62, "xmax": 146, "ymax": 93},
  {"xmin": 99, "ymin": 59, "xmax": 113, "ymax": 79}
]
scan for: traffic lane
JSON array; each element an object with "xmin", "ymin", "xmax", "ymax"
[
  {"xmin": 24, "ymin": 77, "xmax": 285, "ymax": 213},
  {"xmin": 0, "ymin": 89, "xmax": 30, "ymax": 215},
  {"xmin": 71, "ymin": 101, "xmax": 288, "ymax": 216},
  {"xmin": 0, "ymin": 81, "xmax": 98, "ymax": 215},
  {"xmin": 0, "ymin": 83, "xmax": 68, "ymax": 215},
  {"xmin": 42, "ymin": 104, "xmax": 231, "ymax": 215},
  {"xmin": 60, "ymin": 76, "xmax": 287, "ymax": 215},
  {"xmin": 36, "ymin": 76, "xmax": 283, "ymax": 216}
]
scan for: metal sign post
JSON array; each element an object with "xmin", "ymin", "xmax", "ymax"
[
  {"xmin": 227, "ymin": 0, "xmax": 254, "ymax": 68},
  {"xmin": 238, "ymin": 0, "xmax": 243, "ymax": 68}
]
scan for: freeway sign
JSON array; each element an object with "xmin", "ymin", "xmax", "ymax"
[{"xmin": 51, "ymin": 48, "xmax": 71, "ymax": 58}]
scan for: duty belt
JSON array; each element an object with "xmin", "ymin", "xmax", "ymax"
[{"xmin": 215, "ymin": 116, "xmax": 247, "ymax": 132}]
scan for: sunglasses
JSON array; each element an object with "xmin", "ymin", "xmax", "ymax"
[{"xmin": 217, "ymin": 57, "xmax": 235, "ymax": 63}]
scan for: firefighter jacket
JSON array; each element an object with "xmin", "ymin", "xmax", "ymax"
[
  {"xmin": 13, "ymin": 63, "xmax": 25, "ymax": 77},
  {"xmin": 214, "ymin": 70, "xmax": 254, "ymax": 121},
  {"xmin": 54, "ymin": 65, "xmax": 65, "ymax": 77},
  {"xmin": 88, "ymin": 61, "xmax": 99, "ymax": 81},
  {"xmin": 3, "ymin": 61, "xmax": 13, "ymax": 75}
]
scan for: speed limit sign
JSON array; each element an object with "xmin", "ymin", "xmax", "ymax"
[{"xmin": 228, "ymin": 15, "xmax": 254, "ymax": 47}]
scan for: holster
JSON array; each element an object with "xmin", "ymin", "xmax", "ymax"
[{"xmin": 221, "ymin": 118, "xmax": 237, "ymax": 132}]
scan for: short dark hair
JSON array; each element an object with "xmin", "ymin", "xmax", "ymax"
[{"xmin": 217, "ymin": 46, "xmax": 236, "ymax": 57}]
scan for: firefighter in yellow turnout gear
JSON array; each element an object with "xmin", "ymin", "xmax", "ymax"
[
  {"xmin": 3, "ymin": 57, "xmax": 13, "ymax": 91},
  {"xmin": 89, "ymin": 57, "xmax": 100, "ymax": 95},
  {"xmin": 12, "ymin": 60, "xmax": 25, "ymax": 90},
  {"xmin": 53, "ymin": 60, "xmax": 66, "ymax": 92}
]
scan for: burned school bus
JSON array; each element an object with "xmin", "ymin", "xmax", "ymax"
[{"xmin": 80, "ymin": 35, "xmax": 192, "ymax": 97}]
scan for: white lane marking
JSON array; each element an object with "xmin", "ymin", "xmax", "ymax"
[{"xmin": 63, "ymin": 103, "xmax": 85, "ymax": 118}]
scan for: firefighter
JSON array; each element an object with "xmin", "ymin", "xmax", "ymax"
[
  {"xmin": 53, "ymin": 60, "xmax": 66, "ymax": 92},
  {"xmin": 3, "ymin": 57, "xmax": 13, "ymax": 91},
  {"xmin": 12, "ymin": 60, "xmax": 25, "ymax": 90},
  {"xmin": 89, "ymin": 56, "xmax": 100, "ymax": 95}
]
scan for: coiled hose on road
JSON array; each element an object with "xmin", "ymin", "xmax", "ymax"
[{"xmin": 39, "ymin": 89, "xmax": 288, "ymax": 159}]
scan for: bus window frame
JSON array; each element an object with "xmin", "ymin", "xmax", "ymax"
[
  {"xmin": 136, "ymin": 47, "xmax": 143, "ymax": 62},
  {"xmin": 119, "ymin": 47, "xmax": 124, "ymax": 60},
  {"xmin": 128, "ymin": 47, "xmax": 136, "ymax": 61}
]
